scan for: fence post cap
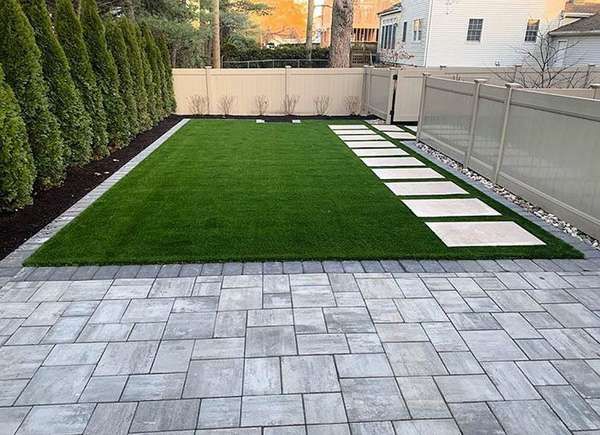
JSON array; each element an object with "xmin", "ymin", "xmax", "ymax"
[
  {"xmin": 474, "ymin": 78, "xmax": 488, "ymax": 83},
  {"xmin": 588, "ymin": 64, "xmax": 597, "ymax": 67},
  {"xmin": 590, "ymin": 83, "xmax": 600, "ymax": 89},
  {"xmin": 285, "ymin": 65, "xmax": 292, "ymax": 69},
  {"xmin": 513, "ymin": 64, "xmax": 523, "ymax": 68},
  {"xmin": 505, "ymin": 82, "xmax": 522, "ymax": 88},
  {"xmin": 205, "ymin": 66, "xmax": 212, "ymax": 69},
  {"xmin": 422, "ymin": 72, "xmax": 432, "ymax": 77}
]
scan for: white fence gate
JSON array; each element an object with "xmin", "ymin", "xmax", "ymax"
[{"xmin": 417, "ymin": 76, "xmax": 600, "ymax": 240}]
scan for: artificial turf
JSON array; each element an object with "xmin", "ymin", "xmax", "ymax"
[{"xmin": 26, "ymin": 119, "xmax": 581, "ymax": 266}]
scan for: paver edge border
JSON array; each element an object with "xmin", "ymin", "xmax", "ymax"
[{"xmin": 0, "ymin": 118, "xmax": 191, "ymax": 272}]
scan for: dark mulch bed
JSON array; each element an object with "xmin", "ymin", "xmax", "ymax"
[{"xmin": 0, "ymin": 115, "xmax": 183, "ymax": 261}]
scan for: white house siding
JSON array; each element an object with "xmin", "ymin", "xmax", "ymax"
[
  {"xmin": 555, "ymin": 36, "xmax": 600, "ymax": 65},
  {"xmin": 378, "ymin": 0, "xmax": 432, "ymax": 65},
  {"xmin": 425, "ymin": 0, "xmax": 566, "ymax": 67}
]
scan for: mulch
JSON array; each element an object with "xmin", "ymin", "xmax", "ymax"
[{"xmin": 0, "ymin": 115, "xmax": 183, "ymax": 261}]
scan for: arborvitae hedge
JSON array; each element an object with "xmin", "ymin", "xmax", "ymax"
[
  {"xmin": 106, "ymin": 20, "xmax": 139, "ymax": 135},
  {"xmin": 22, "ymin": 0, "xmax": 93, "ymax": 167},
  {"xmin": 0, "ymin": 0, "xmax": 64, "ymax": 188},
  {"xmin": 0, "ymin": 65, "xmax": 36, "ymax": 210},
  {"xmin": 80, "ymin": 0, "xmax": 130, "ymax": 148},
  {"xmin": 158, "ymin": 35, "xmax": 176, "ymax": 114},
  {"xmin": 138, "ymin": 24, "xmax": 159, "ymax": 125},
  {"xmin": 55, "ymin": 0, "xmax": 109, "ymax": 159},
  {"xmin": 144, "ymin": 28, "xmax": 167, "ymax": 118},
  {"xmin": 120, "ymin": 19, "xmax": 150, "ymax": 132}
]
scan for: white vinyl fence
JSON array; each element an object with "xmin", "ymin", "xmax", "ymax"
[
  {"xmin": 173, "ymin": 67, "xmax": 365, "ymax": 116},
  {"xmin": 417, "ymin": 76, "xmax": 600, "ymax": 240}
]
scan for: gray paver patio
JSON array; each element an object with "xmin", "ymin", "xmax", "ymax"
[{"xmin": 1, "ymin": 269, "xmax": 600, "ymax": 433}]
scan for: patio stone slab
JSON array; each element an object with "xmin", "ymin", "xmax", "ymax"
[
  {"xmin": 372, "ymin": 167, "xmax": 444, "ymax": 180},
  {"xmin": 345, "ymin": 140, "xmax": 395, "ymax": 148},
  {"xmin": 460, "ymin": 330, "xmax": 527, "ymax": 361},
  {"xmin": 385, "ymin": 181, "xmax": 468, "ymax": 196},
  {"xmin": 403, "ymin": 199, "xmax": 500, "ymax": 218},
  {"xmin": 384, "ymin": 342, "xmax": 447, "ymax": 376},
  {"xmin": 427, "ymin": 221, "xmax": 545, "ymax": 247},
  {"xmin": 241, "ymin": 395, "xmax": 304, "ymax": 426},
  {"xmin": 340, "ymin": 377, "xmax": 409, "ymax": 422},
  {"xmin": 352, "ymin": 148, "xmax": 408, "ymax": 157},
  {"xmin": 282, "ymin": 355, "xmax": 340, "ymax": 393},
  {"xmin": 16, "ymin": 365, "xmax": 93, "ymax": 405},
  {"xmin": 489, "ymin": 400, "xmax": 570, "ymax": 435},
  {"xmin": 130, "ymin": 399, "xmax": 200, "ymax": 432},
  {"xmin": 333, "ymin": 129, "xmax": 374, "ymax": 135},
  {"xmin": 361, "ymin": 157, "xmax": 424, "ymax": 167},
  {"xmin": 183, "ymin": 359, "xmax": 243, "ymax": 398},
  {"xmin": 246, "ymin": 326, "xmax": 297, "ymax": 357},
  {"xmin": 435, "ymin": 374, "xmax": 502, "ymax": 402},
  {"xmin": 17, "ymin": 404, "xmax": 95, "ymax": 435}
]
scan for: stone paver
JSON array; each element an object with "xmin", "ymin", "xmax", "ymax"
[{"xmin": 0, "ymin": 269, "xmax": 600, "ymax": 433}]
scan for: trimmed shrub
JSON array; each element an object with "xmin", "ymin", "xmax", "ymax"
[
  {"xmin": 0, "ymin": 0, "xmax": 64, "ymax": 188},
  {"xmin": 158, "ymin": 35, "xmax": 176, "ymax": 113},
  {"xmin": 80, "ymin": 0, "xmax": 130, "ymax": 148},
  {"xmin": 142, "ymin": 24, "xmax": 168, "ymax": 119},
  {"xmin": 105, "ymin": 20, "xmax": 138, "ymax": 135},
  {"xmin": 120, "ymin": 18, "xmax": 151, "ymax": 131},
  {"xmin": 138, "ymin": 24, "xmax": 159, "ymax": 125},
  {"xmin": 55, "ymin": 0, "xmax": 109, "ymax": 158},
  {"xmin": 0, "ymin": 65, "xmax": 36, "ymax": 210},
  {"xmin": 22, "ymin": 0, "xmax": 93, "ymax": 167}
]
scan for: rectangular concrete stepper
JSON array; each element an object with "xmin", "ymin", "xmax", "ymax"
[
  {"xmin": 386, "ymin": 131, "xmax": 416, "ymax": 140},
  {"xmin": 352, "ymin": 148, "xmax": 408, "ymax": 157},
  {"xmin": 339, "ymin": 135, "xmax": 385, "ymax": 141},
  {"xmin": 371, "ymin": 125, "xmax": 403, "ymax": 132},
  {"xmin": 332, "ymin": 129, "xmax": 375, "ymax": 135},
  {"xmin": 385, "ymin": 181, "xmax": 468, "ymax": 196},
  {"xmin": 402, "ymin": 198, "xmax": 501, "ymax": 218},
  {"xmin": 345, "ymin": 141, "xmax": 396, "ymax": 148},
  {"xmin": 328, "ymin": 125, "xmax": 369, "ymax": 130},
  {"xmin": 426, "ymin": 221, "xmax": 546, "ymax": 247},
  {"xmin": 372, "ymin": 168, "xmax": 445, "ymax": 180},
  {"xmin": 361, "ymin": 157, "xmax": 425, "ymax": 168}
]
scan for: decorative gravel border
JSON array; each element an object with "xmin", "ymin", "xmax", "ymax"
[{"xmin": 398, "ymin": 136, "xmax": 599, "ymax": 258}]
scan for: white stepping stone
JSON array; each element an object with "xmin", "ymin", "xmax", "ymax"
[
  {"xmin": 256, "ymin": 119, "xmax": 265, "ymax": 124},
  {"xmin": 385, "ymin": 181, "xmax": 468, "ymax": 196},
  {"xmin": 372, "ymin": 168, "xmax": 444, "ymax": 180},
  {"xmin": 352, "ymin": 148, "xmax": 408, "ymax": 157},
  {"xmin": 333, "ymin": 129, "xmax": 374, "ymax": 135},
  {"xmin": 339, "ymin": 134, "xmax": 384, "ymax": 141},
  {"xmin": 329, "ymin": 125, "xmax": 369, "ymax": 130},
  {"xmin": 292, "ymin": 120, "xmax": 301, "ymax": 124},
  {"xmin": 402, "ymin": 198, "xmax": 501, "ymax": 217},
  {"xmin": 345, "ymin": 141, "xmax": 395, "ymax": 148},
  {"xmin": 361, "ymin": 157, "xmax": 424, "ymax": 167},
  {"xmin": 386, "ymin": 132, "xmax": 416, "ymax": 140},
  {"xmin": 372, "ymin": 125, "xmax": 403, "ymax": 132},
  {"xmin": 426, "ymin": 221, "xmax": 545, "ymax": 247}
]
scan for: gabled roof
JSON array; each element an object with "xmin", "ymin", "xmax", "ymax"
[
  {"xmin": 551, "ymin": 13, "xmax": 600, "ymax": 35},
  {"xmin": 378, "ymin": 2, "xmax": 401, "ymax": 17},
  {"xmin": 564, "ymin": 1, "xmax": 600, "ymax": 14}
]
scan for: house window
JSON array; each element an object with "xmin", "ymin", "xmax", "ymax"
[
  {"xmin": 402, "ymin": 21, "xmax": 408, "ymax": 42},
  {"xmin": 466, "ymin": 18, "xmax": 483, "ymax": 41},
  {"xmin": 525, "ymin": 19, "xmax": 540, "ymax": 42},
  {"xmin": 381, "ymin": 26, "xmax": 387, "ymax": 48},
  {"xmin": 413, "ymin": 19, "xmax": 423, "ymax": 41},
  {"xmin": 391, "ymin": 23, "xmax": 397, "ymax": 49}
]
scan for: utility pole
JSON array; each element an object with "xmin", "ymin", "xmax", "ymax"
[
  {"xmin": 306, "ymin": 0, "xmax": 315, "ymax": 62},
  {"xmin": 212, "ymin": 0, "xmax": 221, "ymax": 68}
]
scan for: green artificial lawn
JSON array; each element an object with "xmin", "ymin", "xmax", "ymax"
[{"xmin": 26, "ymin": 119, "xmax": 582, "ymax": 266}]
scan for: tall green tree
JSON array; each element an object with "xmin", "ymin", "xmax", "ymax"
[
  {"xmin": 0, "ymin": 64, "xmax": 36, "ymax": 210},
  {"xmin": 0, "ymin": 0, "xmax": 64, "ymax": 188},
  {"xmin": 22, "ymin": 0, "xmax": 93, "ymax": 167},
  {"xmin": 81, "ymin": 0, "xmax": 130, "ymax": 148},
  {"xmin": 55, "ymin": 0, "xmax": 109, "ymax": 158},
  {"xmin": 106, "ymin": 20, "xmax": 139, "ymax": 134},
  {"xmin": 120, "ymin": 18, "xmax": 151, "ymax": 130},
  {"xmin": 142, "ymin": 24, "xmax": 168, "ymax": 118},
  {"xmin": 138, "ymin": 24, "xmax": 159, "ymax": 124},
  {"xmin": 158, "ymin": 35, "xmax": 176, "ymax": 113}
]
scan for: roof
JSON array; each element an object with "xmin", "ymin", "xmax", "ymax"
[
  {"xmin": 564, "ymin": 1, "xmax": 600, "ymax": 14},
  {"xmin": 551, "ymin": 13, "xmax": 600, "ymax": 35},
  {"xmin": 378, "ymin": 2, "xmax": 401, "ymax": 16}
]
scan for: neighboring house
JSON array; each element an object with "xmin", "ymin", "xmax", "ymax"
[
  {"xmin": 376, "ymin": 0, "xmax": 600, "ymax": 67},
  {"xmin": 317, "ymin": 0, "xmax": 397, "ymax": 45},
  {"xmin": 550, "ymin": 13, "xmax": 600, "ymax": 65}
]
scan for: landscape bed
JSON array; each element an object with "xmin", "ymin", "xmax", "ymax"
[{"xmin": 26, "ymin": 119, "xmax": 581, "ymax": 265}]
